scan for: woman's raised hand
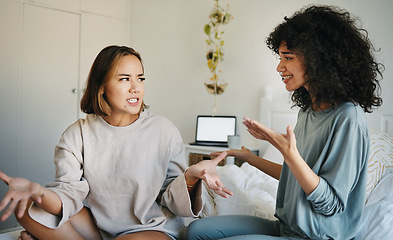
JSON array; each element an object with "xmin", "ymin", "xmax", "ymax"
[
  {"xmin": 185, "ymin": 152, "xmax": 233, "ymax": 198},
  {"xmin": 243, "ymin": 116, "xmax": 297, "ymax": 160},
  {"xmin": 0, "ymin": 171, "xmax": 43, "ymax": 222}
]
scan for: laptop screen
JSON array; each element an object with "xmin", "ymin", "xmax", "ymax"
[{"xmin": 195, "ymin": 115, "xmax": 237, "ymax": 143}]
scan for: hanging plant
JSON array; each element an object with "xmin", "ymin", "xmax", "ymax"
[{"xmin": 204, "ymin": 0, "xmax": 233, "ymax": 97}]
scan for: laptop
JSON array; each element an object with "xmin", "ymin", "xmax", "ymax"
[{"xmin": 189, "ymin": 115, "xmax": 237, "ymax": 147}]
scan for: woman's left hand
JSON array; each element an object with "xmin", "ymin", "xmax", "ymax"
[
  {"xmin": 243, "ymin": 117, "xmax": 319, "ymax": 195},
  {"xmin": 185, "ymin": 152, "xmax": 233, "ymax": 198},
  {"xmin": 243, "ymin": 117, "xmax": 298, "ymax": 161}
]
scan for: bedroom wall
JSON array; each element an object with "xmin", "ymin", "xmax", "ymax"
[{"xmin": 129, "ymin": 0, "xmax": 393, "ymax": 148}]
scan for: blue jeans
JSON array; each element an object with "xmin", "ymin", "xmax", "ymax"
[{"xmin": 185, "ymin": 215, "xmax": 302, "ymax": 240}]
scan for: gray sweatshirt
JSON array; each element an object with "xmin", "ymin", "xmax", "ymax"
[
  {"xmin": 276, "ymin": 102, "xmax": 369, "ymax": 239},
  {"xmin": 29, "ymin": 112, "xmax": 201, "ymax": 239}
]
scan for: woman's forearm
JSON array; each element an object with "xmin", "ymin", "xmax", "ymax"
[
  {"xmin": 284, "ymin": 153, "xmax": 320, "ymax": 196},
  {"xmin": 247, "ymin": 155, "xmax": 282, "ymax": 180},
  {"xmin": 35, "ymin": 186, "xmax": 63, "ymax": 216}
]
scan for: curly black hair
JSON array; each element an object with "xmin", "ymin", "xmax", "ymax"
[{"xmin": 266, "ymin": 5, "xmax": 383, "ymax": 112}]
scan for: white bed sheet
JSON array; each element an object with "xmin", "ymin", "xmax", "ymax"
[
  {"xmin": 201, "ymin": 163, "xmax": 279, "ymax": 220},
  {"xmin": 0, "ymin": 227, "xmax": 22, "ymax": 240}
]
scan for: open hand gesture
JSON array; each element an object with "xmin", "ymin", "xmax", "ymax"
[
  {"xmin": 210, "ymin": 146, "xmax": 253, "ymax": 162},
  {"xmin": 186, "ymin": 152, "xmax": 233, "ymax": 198},
  {"xmin": 243, "ymin": 117, "xmax": 298, "ymax": 160},
  {"xmin": 0, "ymin": 171, "xmax": 43, "ymax": 222}
]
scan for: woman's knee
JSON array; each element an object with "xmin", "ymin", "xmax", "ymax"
[
  {"xmin": 115, "ymin": 231, "xmax": 172, "ymax": 240},
  {"xmin": 68, "ymin": 207, "xmax": 101, "ymax": 240},
  {"xmin": 186, "ymin": 215, "xmax": 247, "ymax": 240},
  {"xmin": 15, "ymin": 204, "xmax": 94, "ymax": 240},
  {"xmin": 186, "ymin": 220, "xmax": 204, "ymax": 239},
  {"xmin": 186, "ymin": 215, "xmax": 280, "ymax": 240},
  {"xmin": 186, "ymin": 218, "xmax": 221, "ymax": 240}
]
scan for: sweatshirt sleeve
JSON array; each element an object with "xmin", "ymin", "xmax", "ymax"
[
  {"xmin": 306, "ymin": 122, "xmax": 369, "ymax": 216},
  {"xmin": 29, "ymin": 121, "xmax": 89, "ymax": 229},
  {"xmin": 160, "ymin": 131, "xmax": 203, "ymax": 217},
  {"xmin": 162, "ymin": 173, "xmax": 203, "ymax": 217}
]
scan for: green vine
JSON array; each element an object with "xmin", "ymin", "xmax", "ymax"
[{"xmin": 204, "ymin": 0, "xmax": 233, "ymax": 76}]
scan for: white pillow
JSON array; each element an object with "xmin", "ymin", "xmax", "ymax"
[
  {"xmin": 355, "ymin": 172, "xmax": 393, "ymax": 239},
  {"xmin": 366, "ymin": 129, "xmax": 393, "ymax": 200}
]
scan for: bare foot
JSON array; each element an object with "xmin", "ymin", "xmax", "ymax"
[{"xmin": 18, "ymin": 230, "xmax": 36, "ymax": 240}]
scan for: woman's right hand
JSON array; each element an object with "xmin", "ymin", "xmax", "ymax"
[
  {"xmin": 0, "ymin": 171, "xmax": 43, "ymax": 222},
  {"xmin": 210, "ymin": 146, "xmax": 253, "ymax": 162}
]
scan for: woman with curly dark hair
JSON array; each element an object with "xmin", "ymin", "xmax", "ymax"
[
  {"xmin": 186, "ymin": 5, "xmax": 383, "ymax": 240},
  {"xmin": 267, "ymin": 5, "xmax": 383, "ymax": 113}
]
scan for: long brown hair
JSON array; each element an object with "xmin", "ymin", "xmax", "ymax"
[{"xmin": 80, "ymin": 45, "xmax": 147, "ymax": 116}]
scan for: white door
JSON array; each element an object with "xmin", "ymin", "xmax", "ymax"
[
  {"xmin": 0, "ymin": 0, "xmax": 20, "ymax": 230},
  {"xmin": 0, "ymin": 3, "xmax": 80, "ymax": 230},
  {"xmin": 18, "ymin": 5, "xmax": 80, "ymax": 184}
]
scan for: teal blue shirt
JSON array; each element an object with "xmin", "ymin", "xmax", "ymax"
[{"xmin": 275, "ymin": 102, "xmax": 369, "ymax": 239}]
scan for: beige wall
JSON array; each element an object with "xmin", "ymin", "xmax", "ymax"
[{"xmin": 129, "ymin": 0, "xmax": 393, "ymax": 147}]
